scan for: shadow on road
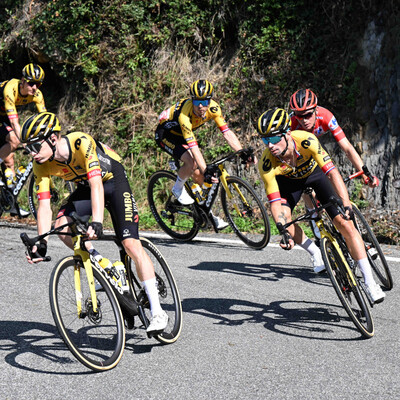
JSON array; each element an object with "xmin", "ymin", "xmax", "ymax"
[
  {"xmin": 0, "ymin": 320, "xmax": 156, "ymax": 374},
  {"xmin": 181, "ymin": 296, "xmax": 366, "ymax": 341}
]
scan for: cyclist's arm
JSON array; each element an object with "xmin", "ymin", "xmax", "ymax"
[
  {"xmin": 88, "ymin": 174, "xmax": 105, "ymax": 227},
  {"xmin": 326, "ymin": 167, "xmax": 351, "ymax": 208},
  {"xmin": 223, "ymin": 129, "xmax": 242, "ymax": 152},
  {"xmin": 8, "ymin": 118, "xmax": 21, "ymax": 141},
  {"xmin": 37, "ymin": 198, "xmax": 52, "ymax": 237},
  {"xmin": 338, "ymin": 137, "xmax": 378, "ymax": 187}
]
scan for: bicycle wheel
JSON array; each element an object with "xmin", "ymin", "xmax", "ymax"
[
  {"xmin": 49, "ymin": 256, "xmax": 125, "ymax": 371},
  {"xmin": 147, "ymin": 170, "xmax": 199, "ymax": 241},
  {"xmin": 352, "ymin": 205, "xmax": 393, "ymax": 290},
  {"xmin": 127, "ymin": 238, "xmax": 182, "ymax": 344},
  {"xmin": 320, "ymin": 237, "xmax": 374, "ymax": 338},
  {"xmin": 220, "ymin": 176, "xmax": 270, "ymax": 249},
  {"xmin": 29, "ymin": 176, "xmax": 75, "ymax": 220}
]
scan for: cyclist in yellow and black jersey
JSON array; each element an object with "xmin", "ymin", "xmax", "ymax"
[
  {"xmin": 257, "ymin": 108, "xmax": 385, "ymax": 303},
  {"xmin": 0, "ymin": 64, "xmax": 46, "ymax": 175},
  {"xmin": 155, "ymin": 79, "xmax": 255, "ymax": 212},
  {"xmin": 21, "ymin": 112, "xmax": 169, "ymax": 333}
]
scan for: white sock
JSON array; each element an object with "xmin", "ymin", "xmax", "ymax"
[
  {"xmin": 307, "ymin": 208, "xmax": 321, "ymax": 239},
  {"xmin": 299, "ymin": 237, "xmax": 323, "ymax": 264},
  {"xmin": 142, "ymin": 277, "xmax": 163, "ymax": 316},
  {"xmin": 172, "ymin": 175, "xmax": 186, "ymax": 194},
  {"xmin": 358, "ymin": 258, "xmax": 375, "ymax": 286}
]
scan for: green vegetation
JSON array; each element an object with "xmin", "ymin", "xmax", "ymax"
[{"xmin": 1, "ymin": 1, "xmax": 398, "ymax": 242}]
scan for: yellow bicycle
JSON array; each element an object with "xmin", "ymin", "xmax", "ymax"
[
  {"xmin": 21, "ymin": 213, "xmax": 182, "ymax": 371},
  {"xmin": 147, "ymin": 147, "xmax": 270, "ymax": 249},
  {"xmin": 283, "ymin": 189, "xmax": 374, "ymax": 338}
]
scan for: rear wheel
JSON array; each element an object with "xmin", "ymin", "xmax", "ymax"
[
  {"xmin": 147, "ymin": 170, "xmax": 199, "ymax": 241},
  {"xmin": 29, "ymin": 176, "xmax": 74, "ymax": 220},
  {"xmin": 352, "ymin": 204, "xmax": 393, "ymax": 290},
  {"xmin": 49, "ymin": 256, "xmax": 125, "ymax": 371},
  {"xmin": 220, "ymin": 176, "xmax": 270, "ymax": 249},
  {"xmin": 320, "ymin": 237, "xmax": 374, "ymax": 338},
  {"xmin": 128, "ymin": 238, "xmax": 182, "ymax": 344}
]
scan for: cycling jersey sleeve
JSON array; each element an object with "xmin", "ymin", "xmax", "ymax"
[
  {"xmin": 33, "ymin": 162, "xmax": 52, "ymax": 200},
  {"xmin": 258, "ymin": 150, "xmax": 282, "ymax": 203},
  {"xmin": 72, "ymin": 134, "xmax": 102, "ymax": 180},
  {"xmin": 208, "ymin": 101, "xmax": 229, "ymax": 133},
  {"xmin": 33, "ymin": 90, "xmax": 46, "ymax": 113},
  {"xmin": 3, "ymin": 81, "xmax": 18, "ymax": 120},
  {"xmin": 178, "ymin": 112, "xmax": 198, "ymax": 148}
]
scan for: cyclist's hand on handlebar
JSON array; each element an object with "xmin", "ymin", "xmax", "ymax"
[
  {"xmin": 363, "ymin": 174, "xmax": 379, "ymax": 188},
  {"xmin": 87, "ymin": 221, "xmax": 103, "ymax": 240},
  {"xmin": 276, "ymin": 222, "xmax": 295, "ymax": 250},
  {"xmin": 203, "ymin": 165, "xmax": 218, "ymax": 184},
  {"xmin": 26, "ymin": 241, "xmax": 48, "ymax": 264},
  {"xmin": 239, "ymin": 148, "xmax": 257, "ymax": 166}
]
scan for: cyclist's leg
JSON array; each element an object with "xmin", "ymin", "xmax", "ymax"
[
  {"xmin": 106, "ymin": 163, "xmax": 168, "ymax": 330},
  {"xmin": 155, "ymin": 125, "xmax": 195, "ymax": 204},
  {"xmin": 0, "ymin": 124, "xmax": 15, "ymax": 170}
]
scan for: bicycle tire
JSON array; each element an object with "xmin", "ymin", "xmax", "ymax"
[
  {"xmin": 28, "ymin": 176, "xmax": 74, "ymax": 220},
  {"xmin": 320, "ymin": 237, "xmax": 374, "ymax": 338},
  {"xmin": 49, "ymin": 256, "xmax": 125, "ymax": 371},
  {"xmin": 220, "ymin": 176, "xmax": 270, "ymax": 249},
  {"xmin": 127, "ymin": 238, "xmax": 182, "ymax": 344},
  {"xmin": 351, "ymin": 204, "xmax": 393, "ymax": 290},
  {"xmin": 147, "ymin": 170, "xmax": 199, "ymax": 241}
]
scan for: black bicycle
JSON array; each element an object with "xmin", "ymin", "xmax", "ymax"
[
  {"xmin": 147, "ymin": 148, "xmax": 270, "ymax": 249},
  {"xmin": 0, "ymin": 149, "xmax": 73, "ymax": 219},
  {"xmin": 20, "ymin": 213, "xmax": 182, "ymax": 371}
]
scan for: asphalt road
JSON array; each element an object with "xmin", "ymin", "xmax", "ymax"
[{"xmin": 0, "ymin": 221, "xmax": 399, "ymax": 399}]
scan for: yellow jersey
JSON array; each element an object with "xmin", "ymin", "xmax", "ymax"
[
  {"xmin": 33, "ymin": 131, "xmax": 121, "ymax": 200},
  {"xmin": 258, "ymin": 130, "xmax": 335, "ymax": 203}
]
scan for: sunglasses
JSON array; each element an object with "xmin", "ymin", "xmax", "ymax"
[
  {"xmin": 26, "ymin": 139, "xmax": 46, "ymax": 154},
  {"xmin": 27, "ymin": 81, "xmax": 42, "ymax": 87},
  {"xmin": 192, "ymin": 99, "xmax": 210, "ymax": 107},
  {"xmin": 295, "ymin": 110, "xmax": 315, "ymax": 120},
  {"xmin": 262, "ymin": 135, "xmax": 284, "ymax": 145}
]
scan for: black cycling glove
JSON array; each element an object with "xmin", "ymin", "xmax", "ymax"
[
  {"xmin": 89, "ymin": 221, "xmax": 103, "ymax": 237},
  {"xmin": 30, "ymin": 240, "xmax": 47, "ymax": 259},
  {"xmin": 203, "ymin": 165, "xmax": 217, "ymax": 184},
  {"xmin": 239, "ymin": 148, "xmax": 254, "ymax": 164},
  {"xmin": 276, "ymin": 222, "xmax": 293, "ymax": 250}
]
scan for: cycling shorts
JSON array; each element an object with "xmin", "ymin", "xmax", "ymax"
[
  {"xmin": 155, "ymin": 125, "xmax": 190, "ymax": 160},
  {"xmin": 58, "ymin": 160, "xmax": 140, "ymax": 241},
  {"xmin": 277, "ymin": 166, "xmax": 340, "ymax": 219}
]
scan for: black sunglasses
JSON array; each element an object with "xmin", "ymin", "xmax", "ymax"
[
  {"xmin": 26, "ymin": 139, "xmax": 46, "ymax": 154},
  {"xmin": 295, "ymin": 110, "xmax": 315, "ymax": 120},
  {"xmin": 27, "ymin": 81, "xmax": 42, "ymax": 87}
]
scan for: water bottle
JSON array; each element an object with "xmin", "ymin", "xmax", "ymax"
[
  {"xmin": 4, "ymin": 168, "xmax": 14, "ymax": 188},
  {"xmin": 98, "ymin": 257, "xmax": 120, "ymax": 282},
  {"xmin": 201, "ymin": 182, "xmax": 212, "ymax": 200},
  {"xmin": 191, "ymin": 183, "xmax": 203, "ymax": 203},
  {"xmin": 113, "ymin": 261, "xmax": 129, "ymax": 291},
  {"xmin": 16, "ymin": 166, "xmax": 26, "ymax": 178}
]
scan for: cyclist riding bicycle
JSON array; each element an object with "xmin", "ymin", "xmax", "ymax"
[
  {"xmin": 289, "ymin": 88, "xmax": 379, "ymax": 187},
  {"xmin": 289, "ymin": 88, "xmax": 379, "ymax": 240},
  {"xmin": 0, "ymin": 63, "xmax": 47, "ymax": 217},
  {"xmin": 257, "ymin": 108, "xmax": 385, "ymax": 304},
  {"xmin": 155, "ymin": 79, "xmax": 255, "ymax": 229},
  {"xmin": 20, "ymin": 112, "xmax": 169, "ymax": 333}
]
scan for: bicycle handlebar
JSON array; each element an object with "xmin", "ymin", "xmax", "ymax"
[
  {"xmin": 206, "ymin": 147, "xmax": 254, "ymax": 175},
  {"xmin": 344, "ymin": 165, "xmax": 373, "ymax": 184}
]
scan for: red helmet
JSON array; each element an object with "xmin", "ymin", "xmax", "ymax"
[{"xmin": 290, "ymin": 89, "xmax": 318, "ymax": 112}]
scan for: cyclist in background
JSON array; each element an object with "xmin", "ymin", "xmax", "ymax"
[
  {"xmin": 257, "ymin": 108, "xmax": 385, "ymax": 304},
  {"xmin": 289, "ymin": 88, "xmax": 379, "ymax": 243},
  {"xmin": 20, "ymin": 112, "xmax": 168, "ymax": 334},
  {"xmin": 0, "ymin": 63, "xmax": 47, "ymax": 217},
  {"xmin": 155, "ymin": 79, "xmax": 255, "ymax": 229}
]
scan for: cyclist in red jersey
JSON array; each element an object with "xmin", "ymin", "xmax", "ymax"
[{"xmin": 289, "ymin": 89, "xmax": 379, "ymax": 187}]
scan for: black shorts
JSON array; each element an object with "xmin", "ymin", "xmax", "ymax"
[
  {"xmin": 277, "ymin": 167, "xmax": 340, "ymax": 219},
  {"xmin": 155, "ymin": 125, "xmax": 189, "ymax": 160},
  {"xmin": 58, "ymin": 160, "xmax": 140, "ymax": 241}
]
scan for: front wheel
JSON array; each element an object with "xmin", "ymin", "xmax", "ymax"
[
  {"xmin": 147, "ymin": 170, "xmax": 199, "ymax": 241},
  {"xmin": 351, "ymin": 204, "xmax": 393, "ymax": 290},
  {"xmin": 49, "ymin": 256, "xmax": 125, "ymax": 371},
  {"xmin": 320, "ymin": 237, "xmax": 374, "ymax": 338},
  {"xmin": 220, "ymin": 176, "xmax": 270, "ymax": 249},
  {"xmin": 128, "ymin": 238, "xmax": 182, "ymax": 344}
]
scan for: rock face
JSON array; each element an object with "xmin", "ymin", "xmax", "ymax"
[{"xmin": 356, "ymin": 17, "xmax": 400, "ymax": 209}]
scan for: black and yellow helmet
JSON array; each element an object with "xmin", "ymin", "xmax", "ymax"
[
  {"xmin": 20, "ymin": 112, "xmax": 61, "ymax": 144},
  {"xmin": 190, "ymin": 79, "xmax": 214, "ymax": 100},
  {"xmin": 257, "ymin": 108, "xmax": 291, "ymax": 137},
  {"xmin": 22, "ymin": 63, "xmax": 45, "ymax": 83}
]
